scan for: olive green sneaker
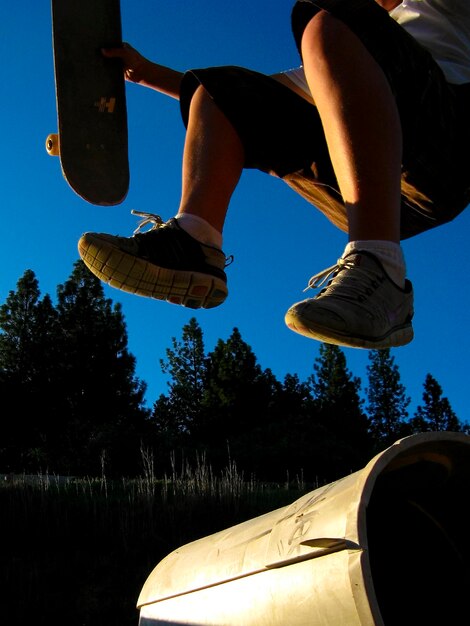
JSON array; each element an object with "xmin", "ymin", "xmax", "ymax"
[
  {"xmin": 78, "ymin": 211, "xmax": 230, "ymax": 309},
  {"xmin": 285, "ymin": 251, "xmax": 414, "ymax": 349}
]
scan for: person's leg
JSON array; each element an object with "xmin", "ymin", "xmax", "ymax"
[
  {"xmin": 77, "ymin": 85, "xmax": 242, "ymax": 309},
  {"xmin": 78, "ymin": 61, "xmax": 336, "ymax": 310},
  {"xmin": 285, "ymin": 4, "xmax": 413, "ymax": 348},
  {"xmin": 177, "ymin": 85, "xmax": 245, "ymax": 235},
  {"xmin": 300, "ymin": 10, "xmax": 402, "ymax": 243}
]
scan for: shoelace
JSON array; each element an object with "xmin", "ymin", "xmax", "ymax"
[
  {"xmin": 303, "ymin": 258, "xmax": 345, "ymax": 292},
  {"xmin": 304, "ymin": 256, "xmax": 384, "ymax": 303},
  {"xmin": 131, "ymin": 210, "xmax": 164, "ymax": 234},
  {"xmin": 130, "ymin": 209, "xmax": 235, "ymax": 268}
]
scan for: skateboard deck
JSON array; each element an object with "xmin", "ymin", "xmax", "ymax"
[{"xmin": 47, "ymin": 0, "xmax": 129, "ymax": 205}]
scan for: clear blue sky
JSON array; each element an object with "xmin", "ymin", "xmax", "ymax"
[{"xmin": 2, "ymin": 0, "xmax": 469, "ymax": 422}]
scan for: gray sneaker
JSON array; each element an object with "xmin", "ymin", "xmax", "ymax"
[
  {"xmin": 78, "ymin": 211, "xmax": 230, "ymax": 309},
  {"xmin": 285, "ymin": 251, "xmax": 414, "ymax": 349}
]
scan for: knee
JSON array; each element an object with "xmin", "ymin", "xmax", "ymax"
[
  {"xmin": 188, "ymin": 84, "xmax": 236, "ymax": 135},
  {"xmin": 187, "ymin": 84, "xmax": 220, "ymax": 121},
  {"xmin": 190, "ymin": 84, "xmax": 212, "ymax": 109},
  {"xmin": 301, "ymin": 10, "xmax": 348, "ymax": 59}
]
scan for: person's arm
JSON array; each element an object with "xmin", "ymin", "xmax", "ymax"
[{"xmin": 102, "ymin": 43, "xmax": 183, "ymax": 99}]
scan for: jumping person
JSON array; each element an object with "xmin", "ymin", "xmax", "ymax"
[{"xmin": 78, "ymin": 0, "xmax": 470, "ymax": 349}]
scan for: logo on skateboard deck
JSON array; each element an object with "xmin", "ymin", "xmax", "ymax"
[{"xmin": 94, "ymin": 97, "xmax": 117, "ymax": 113}]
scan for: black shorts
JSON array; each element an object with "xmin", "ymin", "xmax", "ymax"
[{"xmin": 179, "ymin": 0, "xmax": 470, "ymax": 239}]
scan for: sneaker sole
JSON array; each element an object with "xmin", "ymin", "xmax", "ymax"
[
  {"xmin": 78, "ymin": 235, "xmax": 228, "ymax": 310},
  {"xmin": 285, "ymin": 310, "xmax": 414, "ymax": 349}
]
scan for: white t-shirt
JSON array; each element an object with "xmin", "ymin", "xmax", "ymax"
[
  {"xmin": 284, "ymin": 0, "xmax": 470, "ymax": 95},
  {"xmin": 391, "ymin": 0, "xmax": 470, "ymax": 84}
]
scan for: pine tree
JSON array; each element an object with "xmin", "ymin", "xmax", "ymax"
[
  {"xmin": 310, "ymin": 343, "xmax": 371, "ymax": 478},
  {"xmin": 410, "ymin": 373, "xmax": 462, "ymax": 433},
  {"xmin": 203, "ymin": 328, "xmax": 274, "ymax": 427},
  {"xmin": 0, "ymin": 270, "xmax": 62, "ymax": 470},
  {"xmin": 154, "ymin": 322, "xmax": 290, "ymax": 476},
  {"xmin": 54, "ymin": 261, "xmax": 149, "ymax": 475},
  {"xmin": 0, "ymin": 263, "xmax": 149, "ymax": 475},
  {"xmin": 262, "ymin": 372, "xmax": 322, "ymax": 483},
  {"xmin": 200, "ymin": 327, "xmax": 281, "ymax": 473},
  {"xmin": 366, "ymin": 349, "xmax": 411, "ymax": 451},
  {"xmin": 154, "ymin": 317, "xmax": 207, "ymax": 437},
  {"xmin": 0, "ymin": 270, "xmax": 60, "ymax": 382}
]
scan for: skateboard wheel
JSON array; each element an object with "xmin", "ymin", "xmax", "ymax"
[{"xmin": 46, "ymin": 133, "xmax": 60, "ymax": 156}]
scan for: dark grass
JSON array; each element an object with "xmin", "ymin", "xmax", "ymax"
[{"xmin": 1, "ymin": 464, "xmax": 311, "ymax": 626}]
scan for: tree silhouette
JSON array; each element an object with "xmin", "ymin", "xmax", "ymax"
[
  {"xmin": 366, "ymin": 349, "xmax": 411, "ymax": 451},
  {"xmin": 0, "ymin": 263, "xmax": 149, "ymax": 475},
  {"xmin": 54, "ymin": 261, "xmax": 149, "ymax": 475},
  {"xmin": 0, "ymin": 270, "xmax": 61, "ymax": 470},
  {"xmin": 155, "ymin": 316, "xmax": 207, "ymax": 435},
  {"xmin": 153, "ymin": 321, "xmax": 308, "ymax": 479},
  {"xmin": 0, "ymin": 270, "xmax": 60, "ymax": 381},
  {"xmin": 2, "ymin": 265, "xmax": 466, "ymax": 479},
  {"xmin": 261, "ymin": 372, "xmax": 322, "ymax": 483},
  {"xmin": 310, "ymin": 344, "xmax": 371, "ymax": 478},
  {"xmin": 409, "ymin": 373, "xmax": 462, "ymax": 433},
  {"xmin": 201, "ymin": 327, "xmax": 281, "ymax": 474},
  {"xmin": 151, "ymin": 317, "xmax": 208, "ymax": 472}
]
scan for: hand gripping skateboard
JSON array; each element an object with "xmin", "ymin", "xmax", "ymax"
[{"xmin": 46, "ymin": 0, "xmax": 129, "ymax": 205}]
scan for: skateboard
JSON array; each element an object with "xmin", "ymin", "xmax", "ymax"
[{"xmin": 47, "ymin": 0, "xmax": 129, "ymax": 205}]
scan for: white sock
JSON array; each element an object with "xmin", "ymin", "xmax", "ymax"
[
  {"xmin": 174, "ymin": 214, "xmax": 223, "ymax": 249},
  {"xmin": 343, "ymin": 240, "xmax": 406, "ymax": 287}
]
